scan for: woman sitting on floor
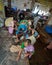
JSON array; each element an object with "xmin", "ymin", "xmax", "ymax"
[{"xmin": 10, "ymin": 39, "xmax": 34, "ymax": 61}]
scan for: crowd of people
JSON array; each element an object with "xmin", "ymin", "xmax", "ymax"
[{"xmin": 5, "ymin": 10, "xmax": 40, "ymax": 61}]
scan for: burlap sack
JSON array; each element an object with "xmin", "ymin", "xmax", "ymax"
[{"xmin": 10, "ymin": 45, "xmax": 21, "ymax": 52}]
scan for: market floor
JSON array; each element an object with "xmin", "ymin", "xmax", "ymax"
[
  {"xmin": 0, "ymin": 28, "xmax": 29, "ymax": 65},
  {"xmin": 0, "ymin": 28, "xmax": 52, "ymax": 65}
]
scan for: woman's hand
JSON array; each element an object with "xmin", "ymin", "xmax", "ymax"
[{"xmin": 32, "ymin": 29, "xmax": 35, "ymax": 34}]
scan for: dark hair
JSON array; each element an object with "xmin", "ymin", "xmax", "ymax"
[
  {"xmin": 13, "ymin": 16, "xmax": 17, "ymax": 21},
  {"xmin": 31, "ymin": 25, "xmax": 34, "ymax": 29},
  {"xmin": 19, "ymin": 28, "xmax": 23, "ymax": 32},
  {"xmin": 24, "ymin": 39, "xmax": 31, "ymax": 45},
  {"xmin": 27, "ymin": 39, "xmax": 31, "ymax": 44}
]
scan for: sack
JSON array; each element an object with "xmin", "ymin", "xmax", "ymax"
[{"xmin": 10, "ymin": 45, "xmax": 21, "ymax": 52}]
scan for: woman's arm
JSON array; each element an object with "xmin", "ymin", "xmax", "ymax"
[{"xmin": 24, "ymin": 53, "xmax": 30, "ymax": 58}]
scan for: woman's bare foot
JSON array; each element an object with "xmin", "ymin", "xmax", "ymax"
[{"xmin": 16, "ymin": 56, "xmax": 20, "ymax": 61}]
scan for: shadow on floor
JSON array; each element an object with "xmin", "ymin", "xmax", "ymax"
[{"xmin": 29, "ymin": 39, "xmax": 52, "ymax": 65}]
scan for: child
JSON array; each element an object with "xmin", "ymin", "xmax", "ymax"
[
  {"xmin": 24, "ymin": 39, "xmax": 34, "ymax": 58},
  {"xmin": 10, "ymin": 39, "xmax": 34, "ymax": 61}
]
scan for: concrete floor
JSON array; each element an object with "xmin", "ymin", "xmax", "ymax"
[
  {"xmin": 0, "ymin": 28, "xmax": 29, "ymax": 65},
  {"xmin": 0, "ymin": 28, "xmax": 52, "ymax": 65}
]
